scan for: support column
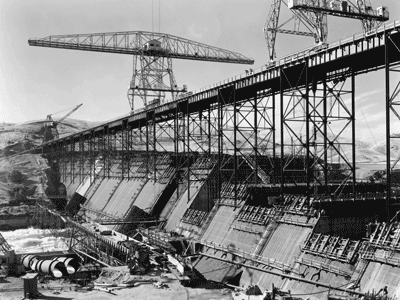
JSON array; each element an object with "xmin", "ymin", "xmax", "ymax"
[
  {"xmin": 305, "ymin": 70, "xmax": 311, "ymax": 203},
  {"xmin": 385, "ymin": 33, "xmax": 391, "ymax": 222},
  {"xmin": 153, "ymin": 115, "xmax": 157, "ymax": 181},
  {"xmin": 323, "ymin": 78, "xmax": 328, "ymax": 193},
  {"xmin": 254, "ymin": 94, "xmax": 258, "ymax": 185},
  {"xmin": 351, "ymin": 69, "xmax": 356, "ymax": 198},
  {"xmin": 233, "ymin": 88, "xmax": 237, "ymax": 207},
  {"xmin": 187, "ymin": 101, "xmax": 190, "ymax": 203},
  {"xmin": 218, "ymin": 90, "xmax": 222, "ymax": 204},
  {"xmin": 280, "ymin": 69, "xmax": 285, "ymax": 201}
]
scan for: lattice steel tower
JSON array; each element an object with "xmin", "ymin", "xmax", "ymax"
[
  {"xmin": 28, "ymin": 32, "xmax": 254, "ymax": 111},
  {"xmin": 264, "ymin": 0, "xmax": 389, "ymax": 61}
]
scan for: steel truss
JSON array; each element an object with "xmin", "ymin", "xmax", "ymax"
[
  {"xmin": 28, "ymin": 31, "xmax": 254, "ymax": 112},
  {"xmin": 33, "ymin": 201, "xmax": 129, "ymax": 266},
  {"xmin": 54, "ymin": 88, "xmax": 278, "ymax": 210},
  {"xmin": 39, "ymin": 22, "xmax": 400, "ymax": 222},
  {"xmin": 280, "ymin": 64, "xmax": 355, "ymax": 201},
  {"xmin": 49, "ymin": 66, "xmax": 369, "ymax": 212}
]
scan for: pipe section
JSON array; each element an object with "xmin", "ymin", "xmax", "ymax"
[
  {"xmin": 34, "ymin": 260, "xmax": 66, "ymax": 278},
  {"xmin": 21, "ymin": 254, "xmax": 68, "ymax": 278},
  {"xmin": 21, "ymin": 255, "xmax": 39, "ymax": 269},
  {"xmin": 53, "ymin": 257, "xmax": 79, "ymax": 274}
]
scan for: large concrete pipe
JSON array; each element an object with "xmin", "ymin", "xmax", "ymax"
[
  {"xmin": 21, "ymin": 255, "xmax": 40, "ymax": 270},
  {"xmin": 33, "ymin": 260, "xmax": 66, "ymax": 278},
  {"xmin": 52, "ymin": 257, "xmax": 79, "ymax": 274}
]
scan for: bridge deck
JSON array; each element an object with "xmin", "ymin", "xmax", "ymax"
[{"xmin": 42, "ymin": 20, "xmax": 400, "ymax": 147}]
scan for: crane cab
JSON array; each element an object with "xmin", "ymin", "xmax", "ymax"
[
  {"xmin": 143, "ymin": 39, "xmax": 162, "ymax": 52},
  {"xmin": 377, "ymin": 6, "xmax": 389, "ymax": 18}
]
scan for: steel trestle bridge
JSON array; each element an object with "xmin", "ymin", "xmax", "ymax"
[{"xmin": 39, "ymin": 21, "xmax": 400, "ymax": 222}]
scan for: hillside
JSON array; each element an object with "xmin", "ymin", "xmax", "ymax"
[{"xmin": 0, "ymin": 119, "xmax": 99, "ymax": 209}]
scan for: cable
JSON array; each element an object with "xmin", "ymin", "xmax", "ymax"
[
  {"xmin": 152, "ymin": 0, "xmax": 154, "ymax": 33},
  {"xmin": 360, "ymin": 108, "xmax": 378, "ymax": 147}
]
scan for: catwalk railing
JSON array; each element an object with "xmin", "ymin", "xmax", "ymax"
[{"xmin": 200, "ymin": 239, "xmax": 298, "ymax": 274}]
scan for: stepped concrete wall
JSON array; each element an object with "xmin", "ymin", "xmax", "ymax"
[
  {"xmin": 283, "ymin": 254, "xmax": 354, "ymax": 299},
  {"xmin": 76, "ymin": 177, "xmax": 91, "ymax": 197},
  {"xmin": 194, "ymin": 249, "xmax": 240, "ymax": 282},
  {"xmin": 158, "ymin": 184, "xmax": 186, "ymax": 222},
  {"xmin": 132, "ymin": 180, "xmax": 165, "ymax": 213},
  {"xmin": 240, "ymin": 224, "xmax": 311, "ymax": 288},
  {"xmin": 102, "ymin": 178, "xmax": 147, "ymax": 217},
  {"xmin": 84, "ymin": 178, "xmax": 121, "ymax": 217},
  {"xmin": 84, "ymin": 177, "xmax": 103, "ymax": 201},
  {"xmin": 66, "ymin": 179, "xmax": 81, "ymax": 197},
  {"xmin": 222, "ymin": 221, "xmax": 265, "ymax": 253},
  {"xmin": 164, "ymin": 182, "xmax": 203, "ymax": 232},
  {"xmin": 201, "ymin": 205, "xmax": 237, "ymax": 243},
  {"xmin": 57, "ymin": 152, "xmax": 400, "ymax": 297},
  {"xmin": 359, "ymin": 254, "xmax": 400, "ymax": 298}
]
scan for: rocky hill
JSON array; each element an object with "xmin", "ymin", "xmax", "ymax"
[{"xmin": 0, "ymin": 119, "xmax": 99, "ymax": 213}]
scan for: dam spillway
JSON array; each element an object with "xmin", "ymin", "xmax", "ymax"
[
  {"xmin": 52, "ymin": 149, "xmax": 400, "ymax": 297},
  {"xmin": 35, "ymin": 20, "xmax": 400, "ymax": 298}
]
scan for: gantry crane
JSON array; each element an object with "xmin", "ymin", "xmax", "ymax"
[
  {"xmin": 28, "ymin": 32, "xmax": 254, "ymax": 112},
  {"xmin": 264, "ymin": 0, "xmax": 389, "ymax": 61},
  {"xmin": 43, "ymin": 103, "xmax": 83, "ymax": 142}
]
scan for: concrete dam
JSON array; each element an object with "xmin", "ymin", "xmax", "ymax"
[
  {"xmin": 53, "ymin": 149, "xmax": 400, "ymax": 297},
  {"xmin": 32, "ymin": 19, "xmax": 400, "ymax": 299}
]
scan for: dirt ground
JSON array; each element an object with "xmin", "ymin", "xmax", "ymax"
[{"xmin": 0, "ymin": 266, "xmax": 236, "ymax": 300}]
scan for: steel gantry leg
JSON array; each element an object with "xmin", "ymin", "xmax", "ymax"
[
  {"xmin": 280, "ymin": 63, "xmax": 310, "ymax": 198},
  {"xmin": 203, "ymin": 84, "xmax": 277, "ymax": 207},
  {"xmin": 308, "ymin": 70, "xmax": 356, "ymax": 198},
  {"xmin": 235, "ymin": 89, "xmax": 276, "ymax": 186},
  {"xmin": 120, "ymin": 121, "xmax": 128, "ymax": 179},
  {"xmin": 173, "ymin": 99, "xmax": 191, "ymax": 201},
  {"xmin": 280, "ymin": 63, "xmax": 356, "ymax": 201},
  {"xmin": 386, "ymin": 30, "xmax": 400, "ymax": 222},
  {"xmin": 216, "ymin": 86, "xmax": 239, "ymax": 205},
  {"xmin": 153, "ymin": 118, "xmax": 175, "ymax": 180},
  {"xmin": 186, "ymin": 101, "xmax": 190, "ymax": 203}
]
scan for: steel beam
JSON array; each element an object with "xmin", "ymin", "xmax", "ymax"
[{"xmin": 387, "ymin": 30, "xmax": 400, "ymax": 221}]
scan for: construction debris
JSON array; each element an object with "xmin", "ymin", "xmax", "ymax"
[{"xmin": 152, "ymin": 280, "xmax": 169, "ymax": 289}]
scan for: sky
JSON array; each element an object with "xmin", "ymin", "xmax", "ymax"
[{"xmin": 0, "ymin": 0, "xmax": 399, "ymax": 143}]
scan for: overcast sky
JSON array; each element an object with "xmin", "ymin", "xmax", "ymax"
[{"xmin": 0, "ymin": 0, "xmax": 398, "ymax": 143}]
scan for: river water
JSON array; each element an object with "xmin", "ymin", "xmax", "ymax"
[{"xmin": 1, "ymin": 227, "xmax": 69, "ymax": 254}]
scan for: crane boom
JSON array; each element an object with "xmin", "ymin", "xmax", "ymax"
[
  {"xmin": 57, "ymin": 103, "xmax": 83, "ymax": 124},
  {"xmin": 42, "ymin": 103, "xmax": 83, "ymax": 143},
  {"xmin": 28, "ymin": 31, "xmax": 254, "ymax": 65},
  {"xmin": 29, "ymin": 31, "xmax": 254, "ymax": 111}
]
